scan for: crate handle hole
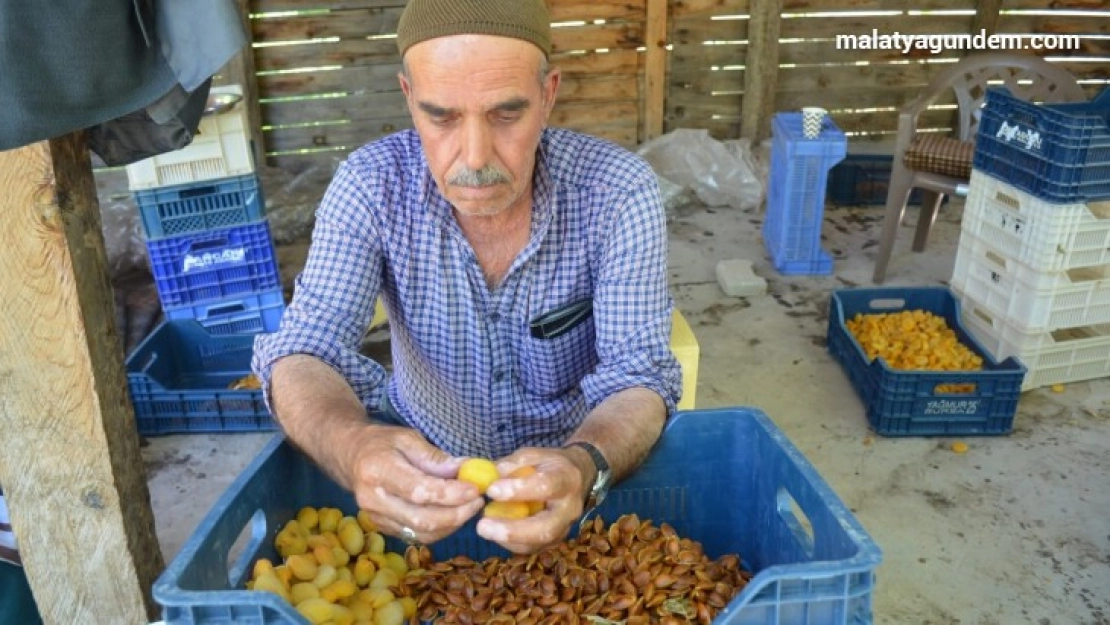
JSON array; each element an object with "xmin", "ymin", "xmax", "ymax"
[
  {"xmin": 984, "ymin": 250, "xmax": 1007, "ymax": 269},
  {"xmin": 226, "ymin": 509, "xmax": 268, "ymax": 588},
  {"xmin": 776, "ymin": 488, "xmax": 815, "ymax": 558},
  {"xmin": 867, "ymin": 298, "xmax": 905, "ymax": 311},
  {"xmin": 972, "ymin": 307, "xmax": 995, "ymax": 327},
  {"xmin": 206, "ymin": 303, "xmax": 247, "ymax": 317},
  {"xmin": 179, "ymin": 185, "xmax": 219, "ymax": 199},
  {"xmin": 191, "ymin": 238, "xmax": 232, "ymax": 252}
]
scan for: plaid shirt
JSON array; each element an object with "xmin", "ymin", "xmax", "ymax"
[{"xmin": 253, "ymin": 128, "xmax": 681, "ymax": 458}]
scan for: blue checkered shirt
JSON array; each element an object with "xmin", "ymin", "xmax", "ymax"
[{"xmin": 253, "ymin": 128, "xmax": 681, "ymax": 458}]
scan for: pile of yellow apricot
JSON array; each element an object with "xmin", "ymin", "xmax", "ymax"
[{"xmin": 246, "ymin": 508, "xmax": 414, "ymax": 625}]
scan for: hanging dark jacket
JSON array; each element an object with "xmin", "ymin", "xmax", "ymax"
[{"xmin": 0, "ymin": 0, "xmax": 246, "ymax": 164}]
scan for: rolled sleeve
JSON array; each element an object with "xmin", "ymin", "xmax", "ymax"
[
  {"xmin": 252, "ymin": 161, "xmax": 388, "ymax": 413},
  {"xmin": 581, "ymin": 170, "xmax": 682, "ymax": 415}
]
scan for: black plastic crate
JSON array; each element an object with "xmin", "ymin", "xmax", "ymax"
[{"xmin": 827, "ymin": 155, "xmax": 926, "ymax": 206}]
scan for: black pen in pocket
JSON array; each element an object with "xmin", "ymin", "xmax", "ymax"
[{"xmin": 529, "ymin": 299, "xmax": 593, "ymax": 339}]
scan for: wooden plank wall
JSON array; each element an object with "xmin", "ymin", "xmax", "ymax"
[
  {"xmin": 251, "ymin": 0, "xmax": 647, "ymax": 172},
  {"xmin": 242, "ymin": 0, "xmax": 1109, "ymax": 171}
]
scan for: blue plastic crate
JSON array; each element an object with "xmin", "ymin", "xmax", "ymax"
[
  {"xmin": 147, "ymin": 220, "xmax": 281, "ymax": 309},
  {"xmin": 125, "ymin": 319, "xmax": 275, "ymax": 436},
  {"xmin": 165, "ymin": 289, "xmax": 285, "ymax": 336},
  {"xmin": 153, "ymin": 408, "xmax": 882, "ymax": 624},
  {"xmin": 974, "ymin": 87, "xmax": 1110, "ymax": 203},
  {"xmin": 827, "ymin": 154, "xmax": 927, "ymax": 206},
  {"xmin": 136, "ymin": 173, "xmax": 266, "ymax": 239},
  {"xmin": 827, "ymin": 287, "xmax": 1027, "ymax": 436},
  {"xmin": 763, "ymin": 113, "xmax": 847, "ymax": 275}
]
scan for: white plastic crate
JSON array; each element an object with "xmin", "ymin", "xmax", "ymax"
[
  {"xmin": 951, "ymin": 231, "xmax": 1110, "ymax": 332},
  {"xmin": 962, "ymin": 170, "xmax": 1110, "ymax": 273},
  {"xmin": 126, "ymin": 85, "xmax": 254, "ymax": 190},
  {"xmin": 958, "ymin": 293, "xmax": 1110, "ymax": 390}
]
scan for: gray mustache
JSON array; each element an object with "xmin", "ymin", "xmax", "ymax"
[{"xmin": 448, "ymin": 166, "xmax": 510, "ymax": 187}]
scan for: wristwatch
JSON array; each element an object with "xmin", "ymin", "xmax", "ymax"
[{"xmin": 564, "ymin": 441, "xmax": 612, "ymax": 526}]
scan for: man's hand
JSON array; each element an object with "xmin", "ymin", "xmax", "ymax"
[
  {"xmin": 346, "ymin": 424, "xmax": 485, "ymax": 545},
  {"xmin": 475, "ymin": 446, "xmax": 594, "ymax": 553}
]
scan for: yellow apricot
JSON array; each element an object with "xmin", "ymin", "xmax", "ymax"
[
  {"xmin": 372, "ymin": 600, "xmax": 404, "ymax": 625},
  {"xmin": 297, "ymin": 507, "xmax": 320, "ymax": 531},
  {"xmin": 331, "ymin": 603, "xmax": 355, "ymax": 625},
  {"xmin": 369, "ymin": 568, "xmax": 399, "ymax": 590},
  {"xmin": 252, "ymin": 558, "xmax": 275, "ymax": 580},
  {"xmin": 318, "ymin": 507, "xmax": 343, "ymax": 533},
  {"xmin": 290, "ymin": 581, "xmax": 320, "ymax": 605},
  {"xmin": 353, "ymin": 556, "xmax": 376, "ymax": 587},
  {"xmin": 321, "ymin": 579, "xmax": 358, "ymax": 603},
  {"xmin": 382, "ymin": 552, "xmax": 408, "ymax": 577},
  {"xmin": 483, "ymin": 501, "xmax": 532, "ymax": 520},
  {"xmin": 313, "ymin": 564, "xmax": 338, "ymax": 589},
  {"xmin": 398, "ymin": 596, "xmax": 416, "ymax": 618},
  {"xmin": 348, "ymin": 599, "xmax": 375, "ymax": 623},
  {"xmin": 363, "ymin": 587, "xmax": 395, "ymax": 609},
  {"xmin": 457, "ymin": 458, "xmax": 499, "ymax": 495},
  {"xmin": 339, "ymin": 521, "xmax": 366, "ymax": 556},
  {"xmin": 252, "ymin": 570, "xmax": 290, "ymax": 603},
  {"xmin": 296, "ymin": 598, "xmax": 336, "ymax": 625},
  {"xmin": 366, "ymin": 532, "xmax": 385, "ymax": 555},
  {"xmin": 357, "ymin": 510, "xmax": 377, "ymax": 533},
  {"xmin": 287, "ymin": 554, "xmax": 319, "ymax": 582}
]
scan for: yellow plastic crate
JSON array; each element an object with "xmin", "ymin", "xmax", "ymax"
[
  {"xmin": 365, "ymin": 303, "xmax": 699, "ymax": 409},
  {"xmin": 671, "ymin": 309, "xmax": 700, "ymax": 410}
]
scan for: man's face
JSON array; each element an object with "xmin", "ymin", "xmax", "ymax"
[{"xmin": 400, "ymin": 35, "xmax": 560, "ymax": 218}]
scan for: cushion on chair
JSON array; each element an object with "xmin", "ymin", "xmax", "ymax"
[{"xmin": 903, "ymin": 134, "xmax": 975, "ymax": 179}]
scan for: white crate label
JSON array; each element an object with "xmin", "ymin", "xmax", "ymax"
[
  {"xmin": 987, "ymin": 204, "xmax": 1027, "ymax": 239},
  {"xmin": 923, "ymin": 398, "xmax": 982, "ymax": 415},
  {"xmin": 995, "ymin": 121, "xmax": 1042, "ymax": 151},
  {"xmin": 183, "ymin": 246, "xmax": 247, "ymax": 273}
]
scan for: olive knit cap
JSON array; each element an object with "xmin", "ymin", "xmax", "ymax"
[{"xmin": 396, "ymin": 0, "xmax": 552, "ymax": 58}]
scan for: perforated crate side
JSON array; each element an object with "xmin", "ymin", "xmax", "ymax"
[
  {"xmin": 762, "ymin": 113, "xmax": 845, "ymax": 275},
  {"xmin": 974, "ymin": 87, "xmax": 1110, "ymax": 203},
  {"xmin": 136, "ymin": 174, "xmax": 266, "ymax": 239},
  {"xmin": 147, "ymin": 220, "xmax": 281, "ymax": 309},
  {"xmin": 958, "ymin": 293, "xmax": 1110, "ymax": 391},
  {"xmin": 164, "ymin": 289, "xmax": 285, "ymax": 337},
  {"xmin": 951, "ymin": 230, "xmax": 1110, "ymax": 332}
]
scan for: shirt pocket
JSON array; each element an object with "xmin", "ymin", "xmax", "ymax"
[{"xmin": 519, "ymin": 316, "xmax": 597, "ymax": 398}]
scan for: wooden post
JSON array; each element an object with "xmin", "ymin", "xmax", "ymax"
[
  {"xmin": 0, "ymin": 134, "xmax": 164, "ymax": 623},
  {"xmin": 224, "ymin": 0, "xmax": 267, "ymax": 169},
  {"xmin": 643, "ymin": 0, "xmax": 669, "ymax": 141},
  {"xmin": 741, "ymin": 0, "xmax": 783, "ymax": 142},
  {"xmin": 971, "ymin": 0, "xmax": 1003, "ymax": 38}
]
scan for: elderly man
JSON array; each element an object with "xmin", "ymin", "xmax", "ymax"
[{"xmin": 253, "ymin": 0, "xmax": 681, "ymax": 554}]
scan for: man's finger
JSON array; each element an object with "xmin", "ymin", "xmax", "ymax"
[{"xmin": 364, "ymin": 451, "xmax": 477, "ymax": 506}]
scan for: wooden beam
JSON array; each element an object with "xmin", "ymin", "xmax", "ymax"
[
  {"xmin": 643, "ymin": 0, "xmax": 669, "ymax": 141},
  {"xmin": 971, "ymin": 0, "xmax": 1003, "ymax": 37},
  {"xmin": 0, "ymin": 134, "xmax": 164, "ymax": 623},
  {"xmin": 223, "ymin": 0, "xmax": 267, "ymax": 168},
  {"xmin": 741, "ymin": 0, "xmax": 783, "ymax": 142}
]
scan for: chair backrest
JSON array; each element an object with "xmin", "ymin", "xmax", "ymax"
[{"xmin": 922, "ymin": 52, "xmax": 1086, "ymax": 141}]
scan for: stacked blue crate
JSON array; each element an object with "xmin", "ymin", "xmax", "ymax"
[
  {"xmin": 763, "ymin": 113, "xmax": 847, "ymax": 275},
  {"xmin": 124, "ymin": 90, "xmax": 284, "ymax": 434}
]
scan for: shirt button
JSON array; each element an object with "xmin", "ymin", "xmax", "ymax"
[
  {"xmin": 489, "ymin": 312, "xmax": 501, "ymax": 323},
  {"xmin": 493, "ymin": 370, "xmax": 506, "ymax": 382}
]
